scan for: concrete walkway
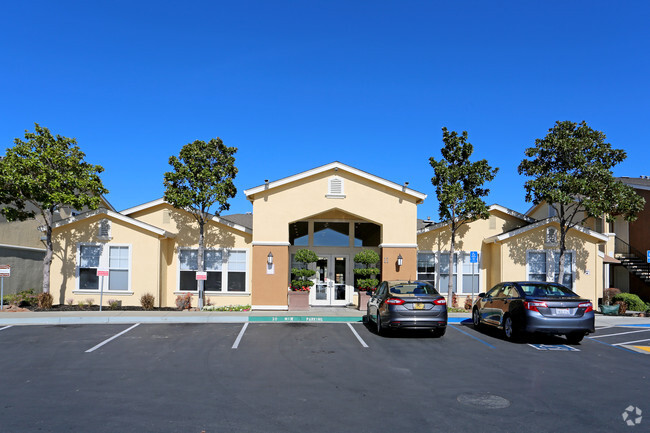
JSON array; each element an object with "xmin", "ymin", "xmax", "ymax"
[{"xmin": 0, "ymin": 308, "xmax": 649, "ymax": 326}]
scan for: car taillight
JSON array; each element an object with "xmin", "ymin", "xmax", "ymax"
[
  {"xmin": 433, "ymin": 298, "xmax": 446, "ymax": 306},
  {"xmin": 524, "ymin": 301, "xmax": 547, "ymax": 313},
  {"xmin": 578, "ymin": 302, "xmax": 593, "ymax": 313},
  {"xmin": 385, "ymin": 298, "xmax": 405, "ymax": 305}
]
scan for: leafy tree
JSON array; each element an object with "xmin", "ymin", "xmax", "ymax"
[
  {"xmin": 163, "ymin": 137, "xmax": 237, "ymax": 308},
  {"xmin": 290, "ymin": 249, "xmax": 318, "ymax": 290},
  {"xmin": 0, "ymin": 123, "xmax": 108, "ymax": 294},
  {"xmin": 518, "ymin": 120, "xmax": 644, "ymax": 285},
  {"xmin": 353, "ymin": 250, "xmax": 380, "ymax": 291},
  {"xmin": 430, "ymin": 127, "xmax": 498, "ymax": 300}
]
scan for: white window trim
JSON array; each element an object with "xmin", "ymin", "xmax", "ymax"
[
  {"xmin": 177, "ymin": 247, "xmax": 250, "ymax": 294},
  {"xmin": 525, "ymin": 249, "xmax": 575, "ymax": 287},
  {"xmin": 76, "ymin": 243, "xmax": 132, "ymax": 293}
]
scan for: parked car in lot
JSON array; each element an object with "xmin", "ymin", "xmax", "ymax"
[
  {"xmin": 367, "ymin": 280, "xmax": 447, "ymax": 337},
  {"xmin": 472, "ymin": 281, "xmax": 595, "ymax": 343}
]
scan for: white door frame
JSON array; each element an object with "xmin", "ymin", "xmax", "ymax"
[{"xmin": 310, "ymin": 254, "xmax": 350, "ymax": 306}]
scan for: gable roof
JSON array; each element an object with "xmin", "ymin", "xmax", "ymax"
[
  {"xmin": 48, "ymin": 208, "xmax": 175, "ymax": 238},
  {"xmin": 417, "ymin": 204, "xmax": 534, "ymax": 235},
  {"xmin": 617, "ymin": 176, "xmax": 650, "ymax": 191},
  {"xmin": 243, "ymin": 161, "xmax": 427, "ymax": 203},
  {"xmin": 483, "ymin": 216, "xmax": 608, "ymax": 244},
  {"xmin": 120, "ymin": 198, "xmax": 252, "ymax": 234}
]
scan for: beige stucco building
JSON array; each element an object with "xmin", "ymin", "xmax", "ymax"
[{"xmin": 47, "ymin": 162, "xmax": 611, "ymax": 309}]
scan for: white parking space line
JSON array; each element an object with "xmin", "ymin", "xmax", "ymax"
[
  {"xmin": 590, "ymin": 329, "xmax": 650, "ymax": 339},
  {"xmin": 0, "ymin": 325, "xmax": 13, "ymax": 331},
  {"xmin": 232, "ymin": 323, "xmax": 248, "ymax": 349},
  {"xmin": 613, "ymin": 338, "xmax": 650, "ymax": 346},
  {"xmin": 85, "ymin": 323, "xmax": 140, "ymax": 353},
  {"xmin": 595, "ymin": 325, "xmax": 615, "ymax": 330},
  {"xmin": 347, "ymin": 323, "xmax": 369, "ymax": 348}
]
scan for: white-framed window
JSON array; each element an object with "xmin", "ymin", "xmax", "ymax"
[
  {"xmin": 178, "ymin": 248, "xmax": 248, "ymax": 293},
  {"xmin": 526, "ymin": 250, "xmax": 574, "ymax": 289},
  {"xmin": 417, "ymin": 251, "xmax": 480, "ymax": 295},
  {"xmin": 76, "ymin": 243, "xmax": 131, "ymax": 292}
]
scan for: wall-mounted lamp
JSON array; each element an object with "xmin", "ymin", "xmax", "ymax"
[
  {"xmin": 267, "ymin": 252, "xmax": 273, "ymax": 265},
  {"xmin": 397, "ymin": 254, "xmax": 403, "ymax": 267}
]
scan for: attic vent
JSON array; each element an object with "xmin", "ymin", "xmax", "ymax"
[
  {"xmin": 326, "ymin": 176, "xmax": 345, "ymax": 199},
  {"xmin": 545, "ymin": 227, "xmax": 558, "ymax": 245},
  {"xmin": 97, "ymin": 219, "xmax": 112, "ymax": 240}
]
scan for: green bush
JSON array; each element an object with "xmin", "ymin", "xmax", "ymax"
[
  {"xmin": 612, "ymin": 293, "xmax": 647, "ymax": 312},
  {"xmin": 291, "ymin": 248, "xmax": 318, "ymax": 290},
  {"xmin": 37, "ymin": 292, "xmax": 53, "ymax": 309},
  {"xmin": 4, "ymin": 289, "xmax": 38, "ymax": 307},
  {"xmin": 353, "ymin": 250, "xmax": 380, "ymax": 291}
]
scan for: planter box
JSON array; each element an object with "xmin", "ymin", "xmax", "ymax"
[
  {"xmin": 358, "ymin": 291, "xmax": 371, "ymax": 311},
  {"xmin": 288, "ymin": 291, "xmax": 310, "ymax": 311}
]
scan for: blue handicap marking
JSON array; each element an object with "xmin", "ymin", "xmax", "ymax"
[
  {"xmin": 470, "ymin": 251, "xmax": 478, "ymax": 263},
  {"xmin": 528, "ymin": 344, "xmax": 580, "ymax": 352},
  {"xmin": 647, "ymin": 250, "xmax": 650, "ymax": 263}
]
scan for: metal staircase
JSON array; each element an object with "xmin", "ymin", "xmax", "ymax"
[{"xmin": 615, "ymin": 237, "xmax": 650, "ymax": 283}]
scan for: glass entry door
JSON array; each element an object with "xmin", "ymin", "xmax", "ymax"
[{"xmin": 311, "ymin": 255, "xmax": 349, "ymax": 306}]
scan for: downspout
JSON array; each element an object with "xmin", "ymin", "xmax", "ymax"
[{"xmin": 157, "ymin": 236, "xmax": 162, "ymax": 308}]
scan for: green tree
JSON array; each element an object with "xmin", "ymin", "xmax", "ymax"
[
  {"xmin": 0, "ymin": 123, "xmax": 108, "ymax": 294},
  {"xmin": 353, "ymin": 250, "xmax": 380, "ymax": 291},
  {"xmin": 290, "ymin": 249, "xmax": 318, "ymax": 290},
  {"xmin": 430, "ymin": 127, "xmax": 499, "ymax": 300},
  {"xmin": 163, "ymin": 137, "xmax": 238, "ymax": 309},
  {"xmin": 518, "ymin": 120, "xmax": 644, "ymax": 285}
]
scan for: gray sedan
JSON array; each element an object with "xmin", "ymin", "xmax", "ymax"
[
  {"xmin": 472, "ymin": 281, "xmax": 595, "ymax": 343},
  {"xmin": 367, "ymin": 280, "xmax": 448, "ymax": 337}
]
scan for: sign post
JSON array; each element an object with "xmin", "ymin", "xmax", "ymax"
[
  {"xmin": 97, "ymin": 269, "xmax": 109, "ymax": 312},
  {"xmin": 469, "ymin": 252, "xmax": 478, "ymax": 302},
  {"xmin": 0, "ymin": 265, "xmax": 10, "ymax": 311},
  {"xmin": 196, "ymin": 272, "xmax": 207, "ymax": 310}
]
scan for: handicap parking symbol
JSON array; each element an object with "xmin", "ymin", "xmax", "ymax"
[{"xmin": 528, "ymin": 344, "xmax": 580, "ymax": 352}]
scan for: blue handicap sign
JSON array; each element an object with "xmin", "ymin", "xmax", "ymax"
[
  {"xmin": 470, "ymin": 251, "xmax": 478, "ymax": 263},
  {"xmin": 528, "ymin": 344, "xmax": 580, "ymax": 352},
  {"xmin": 647, "ymin": 250, "xmax": 650, "ymax": 263}
]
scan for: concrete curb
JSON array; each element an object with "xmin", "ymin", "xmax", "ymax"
[{"xmin": 1, "ymin": 312, "xmax": 649, "ymax": 327}]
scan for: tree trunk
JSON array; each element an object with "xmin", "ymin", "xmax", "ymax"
[
  {"xmin": 448, "ymin": 225, "xmax": 455, "ymax": 301},
  {"xmin": 42, "ymin": 209, "xmax": 53, "ymax": 294},
  {"xmin": 557, "ymin": 226, "xmax": 567, "ymax": 287},
  {"xmin": 197, "ymin": 218, "xmax": 205, "ymax": 309}
]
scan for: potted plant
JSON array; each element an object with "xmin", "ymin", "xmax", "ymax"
[
  {"xmin": 289, "ymin": 249, "xmax": 318, "ymax": 311},
  {"xmin": 353, "ymin": 250, "xmax": 380, "ymax": 311}
]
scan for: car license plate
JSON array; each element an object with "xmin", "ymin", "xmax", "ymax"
[
  {"xmin": 555, "ymin": 308, "xmax": 571, "ymax": 315},
  {"xmin": 414, "ymin": 303, "xmax": 425, "ymax": 310}
]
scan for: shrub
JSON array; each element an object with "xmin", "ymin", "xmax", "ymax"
[
  {"xmin": 464, "ymin": 296, "xmax": 473, "ymax": 310},
  {"xmin": 86, "ymin": 298, "xmax": 95, "ymax": 307},
  {"xmin": 612, "ymin": 293, "xmax": 646, "ymax": 312},
  {"xmin": 175, "ymin": 292, "xmax": 192, "ymax": 310},
  {"xmin": 603, "ymin": 288, "xmax": 621, "ymax": 305},
  {"xmin": 37, "ymin": 292, "xmax": 53, "ymax": 309},
  {"xmin": 66, "ymin": 298, "xmax": 74, "ymax": 306},
  {"xmin": 290, "ymin": 249, "xmax": 318, "ymax": 290},
  {"xmin": 107, "ymin": 299, "xmax": 121, "ymax": 310},
  {"xmin": 78, "ymin": 300, "xmax": 86, "ymax": 309},
  {"xmin": 451, "ymin": 293, "xmax": 458, "ymax": 308},
  {"xmin": 140, "ymin": 293, "xmax": 155, "ymax": 310},
  {"xmin": 353, "ymin": 250, "xmax": 380, "ymax": 291},
  {"xmin": 202, "ymin": 304, "xmax": 251, "ymax": 312},
  {"xmin": 6, "ymin": 289, "xmax": 38, "ymax": 307}
]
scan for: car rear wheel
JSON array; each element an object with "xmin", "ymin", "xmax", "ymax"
[
  {"xmin": 472, "ymin": 308, "xmax": 481, "ymax": 328},
  {"xmin": 432, "ymin": 327, "xmax": 446, "ymax": 338},
  {"xmin": 376, "ymin": 313, "xmax": 383, "ymax": 335},
  {"xmin": 566, "ymin": 332, "xmax": 585, "ymax": 344},
  {"xmin": 503, "ymin": 316, "xmax": 520, "ymax": 342}
]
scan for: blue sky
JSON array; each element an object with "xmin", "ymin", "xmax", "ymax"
[{"xmin": 2, "ymin": 1, "xmax": 649, "ymax": 221}]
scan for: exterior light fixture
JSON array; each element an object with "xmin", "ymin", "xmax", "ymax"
[
  {"xmin": 267, "ymin": 252, "xmax": 273, "ymax": 265},
  {"xmin": 397, "ymin": 254, "xmax": 403, "ymax": 267}
]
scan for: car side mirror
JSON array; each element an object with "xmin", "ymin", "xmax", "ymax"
[{"xmin": 478, "ymin": 293, "xmax": 486, "ymax": 298}]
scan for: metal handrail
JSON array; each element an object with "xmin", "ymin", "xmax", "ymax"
[{"xmin": 614, "ymin": 236, "xmax": 646, "ymax": 260}]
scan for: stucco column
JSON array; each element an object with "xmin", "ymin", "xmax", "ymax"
[
  {"xmin": 380, "ymin": 247, "xmax": 417, "ymax": 281},
  {"xmin": 251, "ymin": 244, "xmax": 290, "ymax": 309}
]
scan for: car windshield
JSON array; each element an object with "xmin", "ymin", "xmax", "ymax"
[
  {"xmin": 388, "ymin": 282, "xmax": 438, "ymax": 296},
  {"xmin": 520, "ymin": 283, "xmax": 577, "ymax": 297}
]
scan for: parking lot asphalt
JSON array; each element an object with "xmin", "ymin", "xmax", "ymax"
[{"xmin": 1, "ymin": 318, "xmax": 648, "ymax": 433}]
